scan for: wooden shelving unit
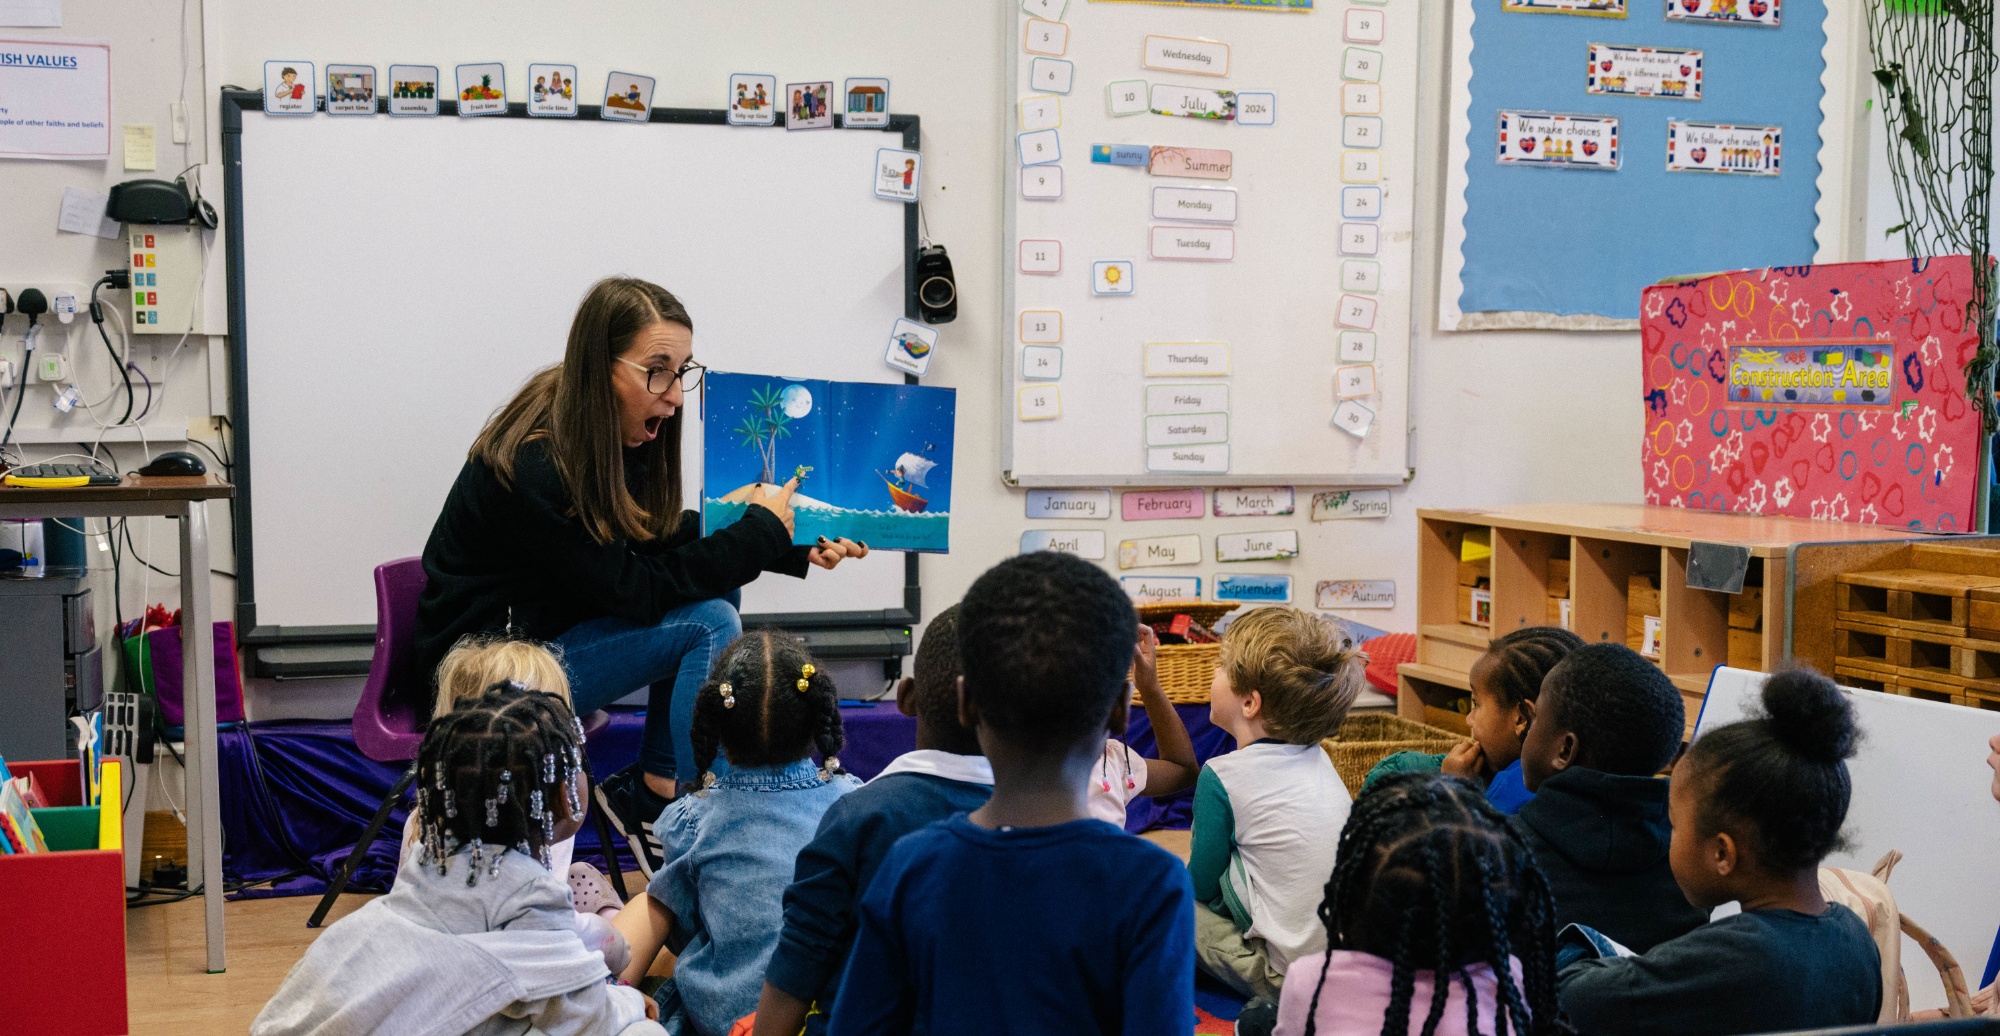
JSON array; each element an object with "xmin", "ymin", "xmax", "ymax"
[{"xmin": 1401, "ymin": 504, "xmax": 1932, "ymax": 740}]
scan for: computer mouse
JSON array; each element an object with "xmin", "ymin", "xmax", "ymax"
[{"xmin": 138, "ymin": 450, "xmax": 206, "ymax": 477}]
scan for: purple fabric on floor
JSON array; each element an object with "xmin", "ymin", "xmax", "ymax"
[{"xmin": 217, "ymin": 701, "xmax": 1235, "ymax": 898}]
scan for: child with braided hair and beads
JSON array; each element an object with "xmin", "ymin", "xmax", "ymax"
[
  {"xmin": 1272, "ymin": 772, "xmax": 1565, "ymax": 1036},
  {"xmin": 610, "ymin": 630, "xmax": 860, "ymax": 1036},
  {"xmin": 253, "ymin": 685, "xmax": 665, "ymax": 1036}
]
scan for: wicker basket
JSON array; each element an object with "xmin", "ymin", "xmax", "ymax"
[
  {"xmin": 1135, "ymin": 602, "xmax": 1240, "ymax": 705},
  {"xmin": 1320, "ymin": 714, "xmax": 1471, "ymax": 793}
]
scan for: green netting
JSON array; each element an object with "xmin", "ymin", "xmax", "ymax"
[{"xmin": 1868, "ymin": 0, "xmax": 1996, "ymax": 427}]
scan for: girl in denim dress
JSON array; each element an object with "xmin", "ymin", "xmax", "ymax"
[{"xmin": 610, "ymin": 631, "xmax": 860, "ymax": 1035}]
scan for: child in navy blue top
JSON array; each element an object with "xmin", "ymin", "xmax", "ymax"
[
  {"xmin": 753, "ymin": 606, "xmax": 993, "ymax": 1036},
  {"xmin": 829, "ymin": 552, "xmax": 1195, "ymax": 1036}
]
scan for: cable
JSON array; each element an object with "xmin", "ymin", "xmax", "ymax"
[
  {"xmin": 90, "ymin": 278, "xmax": 135, "ymax": 424},
  {"xmin": 1, "ymin": 324, "xmax": 39, "ymax": 450}
]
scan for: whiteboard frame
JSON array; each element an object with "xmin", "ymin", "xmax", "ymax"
[
  {"xmin": 999, "ymin": 3, "xmax": 1418, "ymax": 489},
  {"xmin": 219, "ymin": 89, "xmax": 924, "ymax": 647}
]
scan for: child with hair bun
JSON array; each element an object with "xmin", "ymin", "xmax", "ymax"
[
  {"xmin": 1191, "ymin": 606, "xmax": 1367, "ymax": 1005},
  {"xmin": 1275, "ymin": 772, "xmax": 1563, "ymax": 1036},
  {"xmin": 610, "ymin": 630, "xmax": 859, "ymax": 1036},
  {"xmin": 1556, "ymin": 667, "xmax": 1883, "ymax": 1035},
  {"xmin": 254, "ymin": 685, "xmax": 663, "ymax": 1036}
]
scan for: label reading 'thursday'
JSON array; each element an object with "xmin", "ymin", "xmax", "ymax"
[
  {"xmin": 1118, "ymin": 534, "xmax": 1202, "ymax": 570},
  {"xmin": 1145, "ymin": 412, "xmax": 1228, "ymax": 446},
  {"xmin": 1026, "ymin": 488, "xmax": 1111, "ymax": 520},
  {"xmin": 1147, "ymin": 383, "xmax": 1229, "ymax": 414},
  {"xmin": 1153, "ymin": 186, "xmax": 1238, "ymax": 224},
  {"xmin": 1214, "ymin": 487, "xmax": 1295, "ymax": 517},
  {"xmin": 1145, "ymin": 342, "xmax": 1229, "ymax": 376}
]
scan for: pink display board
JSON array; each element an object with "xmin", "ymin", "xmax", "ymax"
[{"xmin": 1640, "ymin": 257, "xmax": 1986, "ymax": 532}]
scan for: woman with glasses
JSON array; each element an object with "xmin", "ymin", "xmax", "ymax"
[{"xmin": 413, "ymin": 277, "xmax": 866, "ymax": 872}]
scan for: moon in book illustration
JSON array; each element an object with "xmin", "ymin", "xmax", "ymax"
[{"xmin": 780, "ymin": 384, "xmax": 814, "ymax": 419}]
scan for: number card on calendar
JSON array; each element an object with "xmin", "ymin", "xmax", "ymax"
[
  {"xmin": 1337, "ymin": 294, "xmax": 1378, "ymax": 329},
  {"xmin": 1019, "ymin": 239, "xmax": 1063, "ymax": 273},
  {"xmin": 1019, "ymin": 310, "xmax": 1063, "ymax": 343}
]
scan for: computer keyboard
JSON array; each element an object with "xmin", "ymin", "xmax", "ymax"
[{"xmin": 2, "ymin": 462, "xmax": 121, "ymax": 487}]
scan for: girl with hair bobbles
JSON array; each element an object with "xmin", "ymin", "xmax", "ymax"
[
  {"xmin": 412, "ymin": 277, "xmax": 867, "ymax": 876},
  {"xmin": 608, "ymin": 630, "xmax": 859, "ymax": 1036}
]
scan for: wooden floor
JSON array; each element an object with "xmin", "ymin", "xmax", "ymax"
[
  {"xmin": 126, "ymin": 893, "xmax": 375, "ymax": 1036},
  {"xmin": 123, "ymin": 830, "xmax": 1195, "ymax": 1035}
]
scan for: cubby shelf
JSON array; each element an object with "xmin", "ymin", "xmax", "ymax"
[{"xmin": 1402, "ymin": 504, "xmax": 1927, "ymax": 742}]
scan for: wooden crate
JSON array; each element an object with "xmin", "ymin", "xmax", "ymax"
[
  {"xmin": 1546, "ymin": 596, "xmax": 1571, "ymax": 628},
  {"xmin": 1628, "ymin": 573, "xmax": 1662, "ymax": 618},
  {"xmin": 1728, "ymin": 627, "xmax": 1762, "ymax": 670},
  {"xmin": 1547, "ymin": 558, "xmax": 1571, "ymax": 598},
  {"xmin": 1972, "ymin": 586, "xmax": 2000, "ymax": 640},
  {"xmin": 1834, "ymin": 569, "xmax": 2000, "ymax": 637},
  {"xmin": 1458, "ymin": 558, "xmax": 1491, "ymax": 588}
]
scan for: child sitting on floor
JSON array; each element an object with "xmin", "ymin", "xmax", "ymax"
[
  {"xmin": 1273, "ymin": 772, "xmax": 1564, "ymax": 1036},
  {"xmin": 830, "ymin": 552, "xmax": 1195, "ymax": 1036},
  {"xmin": 752, "ymin": 605, "xmax": 991, "ymax": 1036},
  {"xmin": 1511, "ymin": 642, "xmax": 1708, "ymax": 952},
  {"xmin": 1088, "ymin": 624, "xmax": 1200, "ymax": 827},
  {"xmin": 1363, "ymin": 626, "xmax": 1582, "ymax": 813},
  {"xmin": 254, "ymin": 686, "xmax": 662, "ymax": 1036},
  {"xmin": 1191, "ymin": 606, "xmax": 1366, "ymax": 1004},
  {"xmin": 413, "ymin": 635, "xmax": 625, "ymax": 919},
  {"xmin": 1556, "ymin": 667, "xmax": 1883, "ymax": 1035},
  {"xmin": 611, "ymin": 631, "xmax": 860, "ymax": 1036}
]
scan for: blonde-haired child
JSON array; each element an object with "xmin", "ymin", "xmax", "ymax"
[
  {"xmin": 418, "ymin": 636, "xmax": 623, "ymax": 919},
  {"xmin": 434, "ymin": 635, "xmax": 573, "ymax": 719},
  {"xmin": 1189, "ymin": 606, "xmax": 1365, "ymax": 1006}
]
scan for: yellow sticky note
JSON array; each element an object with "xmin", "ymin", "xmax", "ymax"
[{"xmin": 123, "ymin": 124, "xmax": 157, "ymax": 171}]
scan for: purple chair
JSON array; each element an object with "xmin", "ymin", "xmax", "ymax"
[{"xmin": 308, "ymin": 558, "xmax": 624, "ymax": 927}]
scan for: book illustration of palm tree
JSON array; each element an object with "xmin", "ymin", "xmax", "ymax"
[{"xmin": 733, "ymin": 383, "xmax": 793, "ymax": 485}]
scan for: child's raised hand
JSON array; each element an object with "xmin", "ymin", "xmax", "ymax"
[
  {"xmin": 1440, "ymin": 740, "xmax": 1489, "ymax": 782},
  {"xmin": 1134, "ymin": 623, "xmax": 1159, "ymax": 677}
]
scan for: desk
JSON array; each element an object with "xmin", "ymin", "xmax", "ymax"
[{"xmin": 0, "ymin": 474, "xmax": 233, "ymax": 972}]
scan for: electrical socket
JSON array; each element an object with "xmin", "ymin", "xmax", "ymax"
[
  {"xmin": 170, "ymin": 101, "xmax": 189, "ymax": 144},
  {"xmin": 35, "ymin": 352, "xmax": 67, "ymax": 383},
  {"xmin": 0, "ymin": 358, "xmax": 12, "ymax": 389}
]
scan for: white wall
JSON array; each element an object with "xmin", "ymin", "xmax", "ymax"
[
  {"xmin": 0, "ymin": 0, "xmax": 232, "ymax": 653},
  {"xmin": 201, "ymin": 0, "xmax": 1645, "ymax": 666}
]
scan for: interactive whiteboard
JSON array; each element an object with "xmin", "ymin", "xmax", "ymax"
[{"xmin": 223, "ymin": 94, "xmax": 919, "ymax": 634}]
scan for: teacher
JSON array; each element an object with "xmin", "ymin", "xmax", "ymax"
[{"xmin": 412, "ymin": 276, "xmax": 865, "ymax": 868}]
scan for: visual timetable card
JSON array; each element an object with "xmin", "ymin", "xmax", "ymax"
[
  {"xmin": 1585, "ymin": 44, "xmax": 1702, "ymax": 101},
  {"xmin": 1496, "ymin": 111, "xmax": 1619, "ymax": 170},
  {"xmin": 1666, "ymin": 122, "xmax": 1780, "ymax": 176}
]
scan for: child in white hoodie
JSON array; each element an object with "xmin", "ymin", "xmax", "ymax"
[{"xmin": 253, "ymin": 685, "xmax": 662, "ymax": 1036}]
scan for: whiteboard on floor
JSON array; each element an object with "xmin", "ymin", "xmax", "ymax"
[
  {"xmin": 225, "ymin": 97, "xmax": 918, "ymax": 631},
  {"xmin": 1001, "ymin": 0, "xmax": 1417, "ymax": 487},
  {"xmin": 1697, "ymin": 667, "xmax": 2000, "ymax": 1013}
]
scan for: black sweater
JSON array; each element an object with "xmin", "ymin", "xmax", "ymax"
[
  {"xmin": 1512, "ymin": 767, "xmax": 1710, "ymax": 953},
  {"xmin": 412, "ymin": 438, "xmax": 809, "ymax": 702},
  {"xmin": 1559, "ymin": 905, "xmax": 1882, "ymax": 1036}
]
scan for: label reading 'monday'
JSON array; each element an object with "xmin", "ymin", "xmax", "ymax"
[{"xmin": 1152, "ymin": 186, "xmax": 1238, "ymax": 224}]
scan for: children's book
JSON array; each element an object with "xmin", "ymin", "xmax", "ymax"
[
  {"xmin": 701, "ymin": 373, "xmax": 957, "ymax": 553},
  {"xmin": 0, "ymin": 776, "xmax": 45, "ymax": 853},
  {"xmin": 10, "ymin": 774, "xmax": 45, "ymax": 810}
]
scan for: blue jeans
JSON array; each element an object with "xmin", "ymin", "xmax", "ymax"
[{"xmin": 556, "ymin": 595, "xmax": 741, "ymax": 783}]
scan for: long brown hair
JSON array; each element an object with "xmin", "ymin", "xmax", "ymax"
[{"xmin": 471, "ymin": 277, "xmax": 691, "ymax": 545}]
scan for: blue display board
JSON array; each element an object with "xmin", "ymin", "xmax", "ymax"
[{"xmin": 1456, "ymin": 0, "xmax": 1826, "ymax": 319}]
